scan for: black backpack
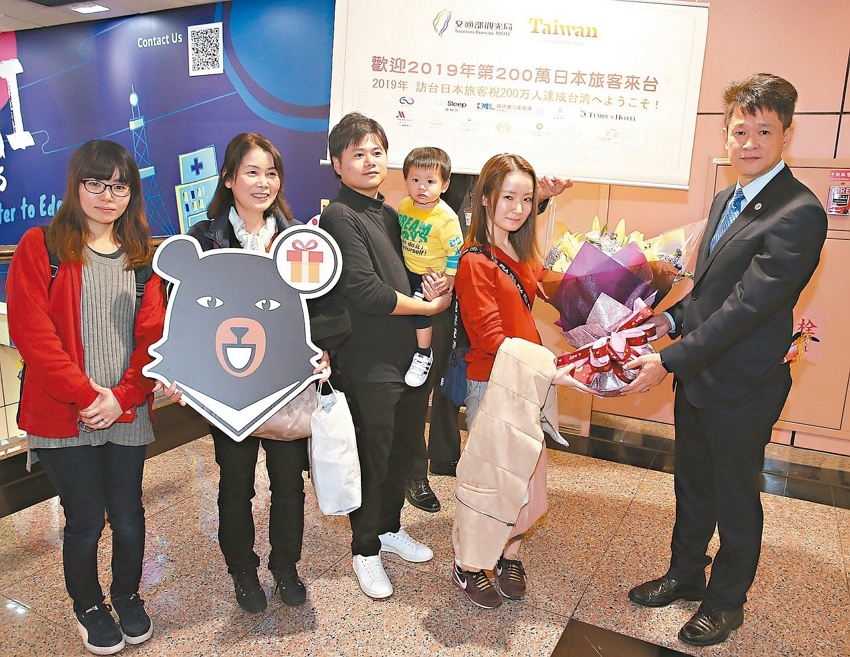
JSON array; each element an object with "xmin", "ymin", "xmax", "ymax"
[{"xmin": 16, "ymin": 227, "xmax": 154, "ymax": 423}]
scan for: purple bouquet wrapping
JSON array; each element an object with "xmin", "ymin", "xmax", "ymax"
[{"xmin": 541, "ymin": 219, "xmax": 706, "ymax": 394}]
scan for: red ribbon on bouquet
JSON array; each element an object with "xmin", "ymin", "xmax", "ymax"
[{"xmin": 556, "ymin": 301, "xmax": 657, "ymax": 386}]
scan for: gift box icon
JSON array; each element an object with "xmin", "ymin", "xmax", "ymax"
[{"xmin": 286, "ymin": 239, "xmax": 323, "ymax": 283}]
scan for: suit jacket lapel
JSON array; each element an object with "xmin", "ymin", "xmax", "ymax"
[
  {"xmin": 694, "ymin": 167, "xmax": 792, "ymax": 283},
  {"xmin": 694, "ymin": 186, "xmax": 733, "ymax": 281}
]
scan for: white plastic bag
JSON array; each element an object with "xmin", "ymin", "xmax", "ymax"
[{"xmin": 309, "ymin": 382, "xmax": 361, "ymax": 515}]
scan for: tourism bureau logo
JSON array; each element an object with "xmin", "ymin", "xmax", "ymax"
[
  {"xmin": 433, "ymin": 9, "xmax": 513, "ymax": 37},
  {"xmin": 431, "ymin": 11, "xmax": 598, "ymax": 39},
  {"xmin": 433, "ymin": 9, "xmax": 451, "ymax": 36}
]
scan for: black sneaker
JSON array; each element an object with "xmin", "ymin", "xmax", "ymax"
[
  {"xmin": 272, "ymin": 563, "xmax": 307, "ymax": 607},
  {"xmin": 112, "ymin": 592, "xmax": 153, "ymax": 644},
  {"xmin": 232, "ymin": 569, "xmax": 267, "ymax": 613},
  {"xmin": 75, "ymin": 602, "xmax": 125, "ymax": 655}
]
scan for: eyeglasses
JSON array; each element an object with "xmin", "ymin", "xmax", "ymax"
[{"xmin": 80, "ymin": 179, "xmax": 132, "ymax": 197}]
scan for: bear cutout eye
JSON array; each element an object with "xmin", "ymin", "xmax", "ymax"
[
  {"xmin": 255, "ymin": 299, "xmax": 281, "ymax": 311},
  {"xmin": 197, "ymin": 296, "xmax": 224, "ymax": 308}
]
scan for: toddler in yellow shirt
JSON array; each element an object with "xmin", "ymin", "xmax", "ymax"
[{"xmin": 398, "ymin": 147, "xmax": 464, "ymax": 386}]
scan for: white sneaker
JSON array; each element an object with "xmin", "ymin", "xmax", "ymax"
[
  {"xmin": 404, "ymin": 350, "xmax": 433, "ymax": 387},
  {"xmin": 379, "ymin": 527, "xmax": 434, "ymax": 563},
  {"xmin": 352, "ymin": 555, "xmax": 393, "ymax": 599}
]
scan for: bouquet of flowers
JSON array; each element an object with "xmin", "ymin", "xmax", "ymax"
[{"xmin": 541, "ymin": 217, "xmax": 706, "ymax": 395}]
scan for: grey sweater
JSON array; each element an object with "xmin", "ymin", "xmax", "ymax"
[{"xmin": 28, "ymin": 248, "xmax": 154, "ymax": 453}]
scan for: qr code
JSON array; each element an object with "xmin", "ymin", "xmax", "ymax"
[{"xmin": 188, "ymin": 22, "xmax": 223, "ymax": 77}]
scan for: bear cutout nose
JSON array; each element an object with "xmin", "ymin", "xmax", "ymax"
[{"xmin": 215, "ymin": 318, "xmax": 266, "ymax": 378}]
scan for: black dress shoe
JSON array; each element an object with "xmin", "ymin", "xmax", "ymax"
[
  {"xmin": 405, "ymin": 479, "xmax": 441, "ymax": 512},
  {"xmin": 429, "ymin": 460, "xmax": 458, "ymax": 477},
  {"xmin": 628, "ymin": 574, "xmax": 705, "ymax": 608},
  {"xmin": 678, "ymin": 602, "xmax": 743, "ymax": 646}
]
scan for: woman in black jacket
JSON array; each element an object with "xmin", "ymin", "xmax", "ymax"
[{"xmin": 188, "ymin": 133, "xmax": 347, "ymax": 612}]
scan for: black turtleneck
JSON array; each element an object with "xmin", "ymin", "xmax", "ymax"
[{"xmin": 319, "ymin": 184, "xmax": 417, "ymax": 382}]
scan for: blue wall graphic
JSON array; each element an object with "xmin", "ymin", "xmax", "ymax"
[{"xmin": 0, "ymin": 0, "xmax": 339, "ymax": 300}]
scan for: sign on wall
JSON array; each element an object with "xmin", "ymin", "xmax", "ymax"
[
  {"xmin": 0, "ymin": 0, "xmax": 337, "ymax": 246},
  {"xmin": 329, "ymin": 0, "xmax": 709, "ymax": 189}
]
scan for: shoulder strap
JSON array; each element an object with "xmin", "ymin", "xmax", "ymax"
[
  {"xmin": 449, "ymin": 246, "xmax": 532, "ymax": 352},
  {"xmin": 40, "ymin": 225, "xmax": 60, "ymax": 283},
  {"xmin": 450, "ymin": 249, "xmax": 472, "ymax": 351},
  {"xmin": 134, "ymin": 263, "xmax": 153, "ymax": 301},
  {"xmin": 465, "ymin": 246, "xmax": 532, "ymax": 311}
]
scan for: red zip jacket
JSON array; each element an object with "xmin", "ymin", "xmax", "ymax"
[{"xmin": 7, "ymin": 226, "xmax": 166, "ymax": 438}]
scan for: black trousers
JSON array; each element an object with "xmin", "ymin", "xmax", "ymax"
[
  {"xmin": 339, "ymin": 376, "xmax": 430, "ymax": 556},
  {"xmin": 668, "ymin": 371, "xmax": 791, "ymax": 610},
  {"xmin": 211, "ymin": 427, "xmax": 308, "ymax": 574},
  {"xmin": 408, "ymin": 306, "xmax": 462, "ymax": 480}
]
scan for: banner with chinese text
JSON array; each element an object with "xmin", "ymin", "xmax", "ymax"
[{"xmin": 330, "ymin": 0, "xmax": 709, "ymax": 189}]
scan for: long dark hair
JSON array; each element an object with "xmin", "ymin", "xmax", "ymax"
[
  {"xmin": 207, "ymin": 133, "xmax": 294, "ymax": 221},
  {"xmin": 46, "ymin": 140, "xmax": 153, "ymax": 268},
  {"xmin": 467, "ymin": 153, "xmax": 540, "ymax": 264}
]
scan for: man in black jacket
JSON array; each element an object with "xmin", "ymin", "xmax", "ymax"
[
  {"xmin": 320, "ymin": 113, "xmax": 450, "ymax": 599},
  {"xmin": 622, "ymin": 73, "xmax": 827, "ymax": 646}
]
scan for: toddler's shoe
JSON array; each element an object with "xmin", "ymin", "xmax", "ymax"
[{"xmin": 405, "ymin": 349, "xmax": 433, "ymax": 387}]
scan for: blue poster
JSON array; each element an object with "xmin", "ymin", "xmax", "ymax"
[{"xmin": 0, "ymin": 0, "xmax": 338, "ymax": 301}]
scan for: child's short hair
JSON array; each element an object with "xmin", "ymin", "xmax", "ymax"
[
  {"xmin": 328, "ymin": 112, "xmax": 388, "ymax": 161},
  {"xmin": 402, "ymin": 146, "xmax": 451, "ymax": 181}
]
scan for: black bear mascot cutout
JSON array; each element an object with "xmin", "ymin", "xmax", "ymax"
[{"xmin": 144, "ymin": 225, "xmax": 342, "ymax": 440}]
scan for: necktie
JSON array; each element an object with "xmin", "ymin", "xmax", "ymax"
[{"xmin": 709, "ymin": 187, "xmax": 746, "ymax": 253}]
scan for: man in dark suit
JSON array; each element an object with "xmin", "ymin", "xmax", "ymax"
[{"xmin": 621, "ymin": 73, "xmax": 827, "ymax": 647}]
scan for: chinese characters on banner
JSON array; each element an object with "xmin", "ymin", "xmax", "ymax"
[{"xmin": 330, "ymin": 0, "xmax": 708, "ymax": 189}]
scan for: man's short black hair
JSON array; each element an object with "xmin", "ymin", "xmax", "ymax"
[
  {"xmin": 723, "ymin": 73, "xmax": 798, "ymax": 130},
  {"xmin": 328, "ymin": 112, "xmax": 389, "ymax": 161}
]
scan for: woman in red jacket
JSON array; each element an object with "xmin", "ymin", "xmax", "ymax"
[
  {"xmin": 451, "ymin": 153, "xmax": 590, "ymax": 609},
  {"xmin": 7, "ymin": 140, "xmax": 165, "ymax": 655}
]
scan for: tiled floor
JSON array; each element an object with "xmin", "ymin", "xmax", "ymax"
[{"xmin": 0, "ymin": 422, "xmax": 848, "ymax": 656}]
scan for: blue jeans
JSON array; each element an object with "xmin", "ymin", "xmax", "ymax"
[{"xmin": 36, "ymin": 443, "xmax": 147, "ymax": 612}]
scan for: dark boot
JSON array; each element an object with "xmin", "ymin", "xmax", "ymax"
[{"xmin": 272, "ymin": 563, "xmax": 307, "ymax": 607}]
